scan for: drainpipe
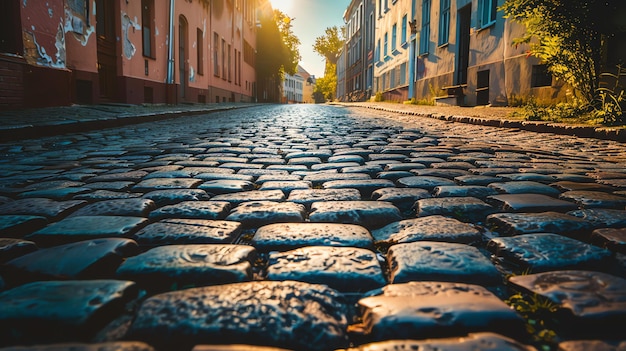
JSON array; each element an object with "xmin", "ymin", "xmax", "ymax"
[{"xmin": 166, "ymin": 0, "xmax": 175, "ymax": 86}]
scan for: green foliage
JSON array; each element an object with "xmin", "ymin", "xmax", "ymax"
[
  {"xmin": 313, "ymin": 26, "xmax": 345, "ymax": 66},
  {"xmin": 510, "ymin": 96, "xmax": 588, "ymax": 122},
  {"xmin": 313, "ymin": 62, "xmax": 337, "ymax": 101},
  {"xmin": 374, "ymin": 92, "xmax": 385, "ymax": 102},
  {"xmin": 506, "ymin": 293, "xmax": 560, "ymax": 350},
  {"xmin": 592, "ymin": 65, "xmax": 625, "ymax": 124},
  {"xmin": 501, "ymin": 0, "xmax": 626, "ymax": 106},
  {"xmin": 273, "ymin": 10, "xmax": 301, "ymax": 76}
]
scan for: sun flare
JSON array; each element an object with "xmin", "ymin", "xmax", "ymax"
[{"xmin": 269, "ymin": 0, "xmax": 293, "ymax": 12}]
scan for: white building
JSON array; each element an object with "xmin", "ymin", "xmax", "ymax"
[{"xmin": 282, "ymin": 72, "xmax": 305, "ymax": 103}]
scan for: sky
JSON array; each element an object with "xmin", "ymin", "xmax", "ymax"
[{"xmin": 269, "ymin": 0, "xmax": 352, "ymax": 78}]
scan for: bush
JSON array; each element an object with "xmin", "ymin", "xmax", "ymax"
[{"xmin": 374, "ymin": 92, "xmax": 384, "ymax": 102}]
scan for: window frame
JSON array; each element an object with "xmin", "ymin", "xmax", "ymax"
[
  {"xmin": 196, "ymin": 28, "xmax": 204, "ymax": 75},
  {"xmin": 141, "ymin": 0, "xmax": 155, "ymax": 58},
  {"xmin": 478, "ymin": 0, "xmax": 497, "ymax": 29},
  {"xmin": 419, "ymin": 0, "xmax": 430, "ymax": 55},
  {"xmin": 438, "ymin": 0, "xmax": 450, "ymax": 46}
]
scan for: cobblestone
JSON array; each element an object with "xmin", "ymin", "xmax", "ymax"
[{"xmin": 1, "ymin": 104, "xmax": 626, "ymax": 350}]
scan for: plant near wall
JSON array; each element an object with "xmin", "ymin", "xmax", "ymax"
[
  {"xmin": 592, "ymin": 65, "xmax": 625, "ymax": 124},
  {"xmin": 501, "ymin": 0, "xmax": 626, "ymax": 118}
]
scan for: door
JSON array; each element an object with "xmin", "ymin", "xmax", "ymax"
[
  {"xmin": 456, "ymin": 5, "xmax": 471, "ymax": 85},
  {"xmin": 96, "ymin": 0, "xmax": 117, "ymax": 100},
  {"xmin": 178, "ymin": 15, "xmax": 188, "ymax": 100}
]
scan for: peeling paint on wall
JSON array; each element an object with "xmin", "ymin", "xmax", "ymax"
[
  {"xmin": 189, "ymin": 66, "xmax": 195, "ymax": 82},
  {"xmin": 64, "ymin": 8, "xmax": 95, "ymax": 46},
  {"xmin": 23, "ymin": 23, "xmax": 66, "ymax": 69},
  {"xmin": 122, "ymin": 13, "xmax": 141, "ymax": 59}
]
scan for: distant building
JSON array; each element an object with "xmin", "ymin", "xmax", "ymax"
[
  {"xmin": 282, "ymin": 70, "xmax": 304, "ymax": 103},
  {"xmin": 340, "ymin": 0, "xmax": 375, "ymax": 102},
  {"xmin": 297, "ymin": 65, "xmax": 316, "ymax": 103},
  {"xmin": 336, "ymin": 47, "xmax": 346, "ymax": 101},
  {"xmin": 0, "ymin": 0, "xmax": 258, "ymax": 109}
]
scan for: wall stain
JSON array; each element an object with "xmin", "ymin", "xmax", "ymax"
[{"xmin": 122, "ymin": 13, "xmax": 141, "ymax": 59}]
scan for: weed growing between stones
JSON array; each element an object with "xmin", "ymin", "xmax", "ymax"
[{"xmin": 505, "ymin": 292, "xmax": 559, "ymax": 351}]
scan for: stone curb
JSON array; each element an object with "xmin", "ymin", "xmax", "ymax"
[
  {"xmin": 0, "ymin": 105, "xmax": 254, "ymax": 142},
  {"xmin": 336, "ymin": 103, "xmax": 626, "ymax": 143}
]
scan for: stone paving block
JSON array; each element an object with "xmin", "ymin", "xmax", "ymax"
[
  {"xmin": 309, "ymin": 201, "xmax": 402, "ymax": 229},
  {"xmin": 0, "ymin": 215, "xmax": 48, "ymax": 238},
  {"xmin": 251, "ymin": 222, "xmax": 373, "ymax": 251},
  {"xmin": 288, "ymin": 157, "xmax": 322, "ymax": 167},
  {"xmin": 126, "ymin": 281, "xmax": 349, "ymax": 351},
  {"xmin": 2, "ymin": 238, "xmax": 138, "ymax": 286},
  {"xmin": 0, "ymin": 198, "xmax": 86, "ymax": 220},
  {"xmin": 341, "ymin": 165, "xmax": 384, "ymax": 177},
  {"xmin": 496, "ymin": 172, "xmax": 557, "ymax": 183},
  {"xmin": 454, "ymin": 174, "xmax": 505, "ymax": 185},
  {"xmin": 225, "ymin": 201, "xmax": 306, "ymax": 228},
  {"xmin": 74, "ymin": 190, "xmax": 143, "ymax": 201},
  {"xmin": 17, "ymin": 187, "xmax": 92, "ymax": 200},
  {"xmin": 328, "ymin": 155, "xmax": 365, "ymax": 164},
  {"xmin": 82, "ymin": 181, "xmax": 136, "ymax": 191},
  {"xmin": 67, "ymin": 198, "xmax": 157, "ymax": 218},
  {"xmin": 559, "ymin": 190, "xmax": 626, "ymax": 209},
  {"xmin": 416, "ymin": 197, "xmax": 496, "ymax": 222},
  {"xmin": 256, "ymin": 174, "xmax": 302, "ymax": 184},
  {"xmin": 488, "ymin": 233, "xmax": 613, "ymax": 273},
  {"xmin": 383, "ymin": 163, "xmax": 426, "ymax": 171},
  {"xmin": 558, "ymin": 340, "xmax": 626, "ymax": 351},
  {"xmin": 116, "ymin": 244, "xmax": 254, "ymax": 291},
  {"xmin": 22, "ymin": 180, "xmax": 86, "ymax": 191},
  {"xmin": 195, "ymin": 172, "xmax": 255, "ymax": 182},
  {"xmin": 192, "ymin": 345, "xmax": 292, "ymax": 351},
  {"xmin": 550, "ymin": 181, "xmax": 615, "ymax": 192},
  {"xmin": 387, "ymin": 241, "xmax": 501, "ymax": 285},
  {"xmin": 0, "ymin": 341, "xmax": 157, "ymax": 351},
  {"xmin": 323, "ymin": 179, "xmax": 395, "ymax": 199},
  {"xmin": 397, "ymin": 176, "xmax": 456, "ymax": 190},
  {"xmin": 132, "ymin": 178, "xmax": 202, "ymax": 192},
  {"xmin": 0, "ymin": 280, "xmax": 138, "ymax": 346},
  {"xmin": 337, "ymin": 332, "xmax": 536, "ymax": 351},
  {"xmin": 370, "ymin": 187, "xmax": 430, "ymax": 214},
  {"xmin": 132, "ymin": 219, "xmax": 242, "ymax": 247},
  {"xmin": 211, "ymin": 190, "xmax": 286, "ymax": 205},
  {"xmin": 411, "ymin": 168, "xmax": 471, "ymax": 179},
  {"xmin": 86, "ymin": 170, "xmax": 149, "ymax": 183},
  {"xmin": 348, "ymin": 281, "xmax": 525, "ymax": 342},
  {"xmin": 487, "ymin": 193, "xmax": 578, "ymax": 212},
  {"xmin": 433, "ymin": 185, "xmax": 498, "ymax": 198},
  {"xmin": 148, "ymin": 201, "xmax": 231, "ymax": 220},
  {"xmin": 567, "ymin": 208, "xmax": 626, "ymax": 228},
  {"xmin": 486, "ymin": 211, "xmax": 593, "ymax": 238},
  {"xmin": 311, "ymin": 162, "xmax": 360, "ymax": 171},
  {"xmin": 488, "ymin": 181, "xmax": 562, "ymax": 196},
  {"xmin": 0, "ymin": 238, "xmax": 37, "ymax": 263},
  {"xmin": 285, "ymin": 150, "xmax": 333, "ymax": 160},
  {"xmin": 266, "ymin": 246, "xmax": 386, "ymax": 292},
  {"xmin": 375, "ymin": 171, "xmax": 415, "ymax": 181},
  {"xmin": 197, "ymin": 179, "xmax": 255, "ymax": 194},
  {"xmin": 259, "ymin": 181, "xmax": 312, "ymax": 195},
  {"xmin": 372, "ymin": 215, "xmax": 482, "ymax": 247},
  {"xmin": 406, "ymin": 157, "xmax": 446, "ymax": 166},
  {"xmin": 591, "ymin": 228, "xmax": 626, "ymax": 254},
  {"xmin": 287, "ymin": 188, "xmax": 362, "ymax": 208},
  {"xmin": 509, "ymin": 271, "xmax": 626, "ymax": 338},
  {"xmin": 303, "ymin": 172, "xmax": 371, "ymax": 187},
  {"xmin": 141, "ymin": 188, "xmax": 210, "ymax": 206}
]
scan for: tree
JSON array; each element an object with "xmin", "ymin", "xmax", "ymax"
[
  {"xmin": 312, "ymin": 26, "xmax": 344, "ymax": 102},
  {"xmin": 256, "ymin": 9, "xmax": 301, "ymax": 102},
  {"xmin": 501, "ymin": 0, "xmax": 625, "ymax": 107},
  {"xmin": 313, "ymin": 26, "xmax": 344, "ymax": 66}
]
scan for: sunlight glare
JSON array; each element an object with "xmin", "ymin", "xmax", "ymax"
[{"xmin": 269, "ymin": 0, "xmax": 293, "ymax": 13}]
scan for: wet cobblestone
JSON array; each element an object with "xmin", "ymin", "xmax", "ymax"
[{"xmin": 1, "ymin": 104, "xmax": 626, "ymax": 350}]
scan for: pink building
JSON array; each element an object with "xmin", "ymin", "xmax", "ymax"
[{"xmin": 0, "ymin": 0, "xmax": 258, "ymax": 109}]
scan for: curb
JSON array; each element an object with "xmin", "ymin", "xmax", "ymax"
[
  {"xmin": 0, "ymin": 105, "xmax": 250, "ymax": 142},
  {"xmin": 337, "ymin": 103, "xmax": 626, "ymax": 143}
]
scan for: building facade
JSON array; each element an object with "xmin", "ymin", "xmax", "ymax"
[
  {"xmin": 297, "ymin": 65, "xmax": 316, "ymax": 103},
  {"xmin": 340, "ymin": 0, "xmax": 375, "ymax": 102},
  {"xmin": 282, "ymin": 70, "xmax": 304, "ymax": 103},
  {"xmin": 373, "ymin": 0, "xmax": 413, "ymax": 102},
  {"xmin": 0, "ymin": 0, "xmax": 258, "ymax": 110}
]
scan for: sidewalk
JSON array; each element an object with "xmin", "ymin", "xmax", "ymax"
[
  {"xmin": 335, "ymin": 102, "xmax": 626, "ymax": 142},
  {"xmin": 1, "ymin": 102, "xmax": 624, "ymax": 142},
  {"xmin": 0, "ymin": 103, "xmax": 255, "ymax": 142}
]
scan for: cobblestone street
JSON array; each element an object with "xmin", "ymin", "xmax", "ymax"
[{"xmin": 1, "ymin": 104, "xmax": 625, "ymax": 351}]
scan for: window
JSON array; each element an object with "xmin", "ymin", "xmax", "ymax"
[
  {"xmin": 400, "ymin": 62, "xmax": 407, "ymax": 85},
  {"xmin": 197, "ymin": 28, "xmax": 203, "ymax": 75},
  {"xmin": 384, "ymin": 32, "xmax": 388, "ymax": 57},
  {"xmin": 478, "ymin": 0, "xmax": 497, "ymax": 28},
  {"xmin": 391, "ymin": 23, "xmax": 397, "ymax": 52},
  {"xmin": 213, "ymin": 32, "xmax": 219, "ymax": 76},
  {"xmin": 419, "ymin": 0, "xmax": 430, "ymax": 55},
  {"xmin": 375, "ymin": 39, "xmax": 381, "ymax": 62},
  {"xmin": 142, "ymin": 0, "xmax": 155, "ymax": 58},
  {"xmin": 221, "ymin": 38, "xmax": 226, "ymax": 79},
  {"xmin": 401, "ymin": 14, "xmax": 407, "ymax": 45},
  {"xmin": 438, "ymin": 0, "xmax": 450, "ymax": 45},
  {"xmin": 531, "ymin": 64, "xmax": 552, "ymax": 87},
  {"xmin": 378, "ymin": 0, "xmax": 383, "ymax": 17},
  {"xmin": 238, "ymin": 51, "xmax": 242, "ymax": 85},
  {"xmin": 228, "ymin": 44, "xmax": 232, "ymax": 82}
]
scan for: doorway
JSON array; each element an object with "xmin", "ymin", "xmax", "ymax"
[
  {"xmin": 96, "ymin": 0, "xmax": 117, "ymax": 100},
  {"xmin": 456, "ymin": 4, "xmax": 471, "ymax": 85},
  {"xmin": 178, "ymin": 15, "xmax": 188, "ymax": 100}
]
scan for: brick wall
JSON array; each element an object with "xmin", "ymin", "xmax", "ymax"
[{"xmin": 0, "ymin": 56, "xmax": 25, "ymax": 109}]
